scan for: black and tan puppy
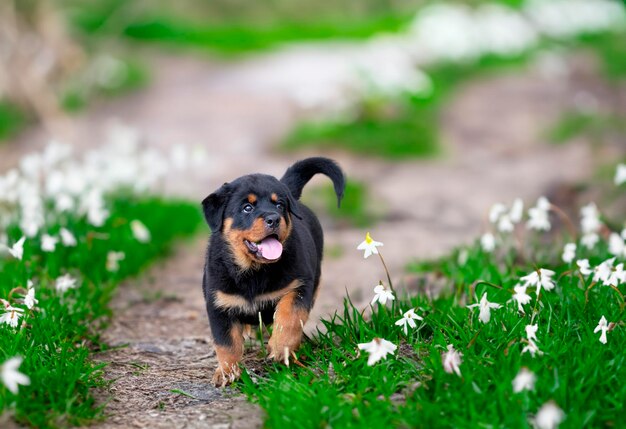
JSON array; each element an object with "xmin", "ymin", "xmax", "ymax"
[{"xmin": 202, "ymin": 157, "xmax": 345, "ymax": 386}]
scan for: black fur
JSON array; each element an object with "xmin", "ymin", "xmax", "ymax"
[{"xmin": 202, "ymin": 157, "xmax": 345, "ymax": 382}]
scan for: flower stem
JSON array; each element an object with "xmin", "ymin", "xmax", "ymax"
[{"xmin": 377, "ymin": 250, "xmax": 395, "ymax": 293}]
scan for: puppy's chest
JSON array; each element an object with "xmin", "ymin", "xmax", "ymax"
[{"xmin": 213, "ymin": 276, "xmax": 298, "ymax": 315}]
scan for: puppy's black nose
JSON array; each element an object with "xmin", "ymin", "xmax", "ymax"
[{"xmin": 264, "ymin": 213, "xmax": 280, "ymax": 229}]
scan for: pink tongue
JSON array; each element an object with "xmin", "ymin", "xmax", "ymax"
[{"xmin": 257, "ymin": 237, "xmax": 283, "ymax": 260}]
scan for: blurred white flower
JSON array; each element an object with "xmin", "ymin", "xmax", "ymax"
[
  {"xmin": 24, "ymin": 281, "xmax": 38, "ymax": 310},
  {"xmin": 594, "ymin": 316, "xmax": 610, "ymax": 344},
  {"xmin": 526, "ymin": 324, "xmax": 539, "ymax": 343},
  {"xmin": 357, "ymin": 232, "xmax": 383, "ymax": 259},
  {"xmin": 131, "ymin": 220, "xmax": 151, "ymax": 243},
  {"xmin": 609, "ymin": 231, "xmax": 626, "ymax": 258},
  {"xmin": 1, "ymin": 237, "xmax": 25, "ymax": 260},
  {"xmin": 357, "ymin": 338, "xmax": 397, "ymax": 366},
  {"xmin": 442, "ymin": 344, "xmax": 462, "ymax": 376},
  {"xmin": 41, "ymin": 234, "xmax": 58, "ymax": 253},
  {"xmin": 527, "ymin": 197, "xmax": 551, "ymax": 231},
  {"xmin": 371, "ymin": 283, "xmax": 395, "ymax": 306},
  {"xmin": 512, "ymin": 367, "xmax": 536, "ymax": 393},
  {"xmin": 106, "ymin": 251, "xmax": 126, "ymax": 272},
  {"xmin": 0, "ymin": 306, "xmax": 24, "ymax": 328},
  {"xmin": 60, "ymin": 228, "xmax": 77, "ymax": 247},
  {"xmin": 1, "ymin": 356, "xmax": 30, "ymax": 394},
  {"xmin": 561, "ymin": 243, "xmax": 576, "ymax": 264},
  {"xmin": 512, "ymin": 284, "xmax": 532, "ymax": 313},
  {"xmin": 481, "ymin": 232, "xmax": 496, "ymax": 252},
  {"xmin": 55, "ymin": 274, "xmax": 77, "ymax": 293},
  {"xmin": 489, "ymin": 198, "xmax": 524, "ymax": 233},
  {"xmin": 395, "ymin": 308, "xmax": 423, "ymax": 335},
  {"xmin": 580, "ymin": 203, "xmax": 602, "ymax": 249},
  {"xmin": 521, "ymin": 268, "xmax": 556, "ymax": 294},
  {"xmin": 615, "ymin": 163, "xmax": 626, "ymax": 186},
  {"xmin": 594, "ymin": 258, "xmax": 616, "ymax": 285},
  {"xmin": 522, "ymin": 340, "xmax": 542, "ymax": 358},
  {"xmin": 533, "ymin": 400, "xmax": 564, "ymax": 429},
  {"xmin": 577, "ymin": 259, "xmax": 593, "ymax": 276},
  {"xmin": 467, "ymin": 293, "xmax": 501, "ymax": 324}
]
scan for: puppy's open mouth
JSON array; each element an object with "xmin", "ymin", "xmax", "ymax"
[{"xmin": 244, "ymin": 234, "xmax": 283, "ymax": 261}]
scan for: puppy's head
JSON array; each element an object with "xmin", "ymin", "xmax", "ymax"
[{"xmin": 202, "ymin": 174, "xmax": 301, "ymax": 270}]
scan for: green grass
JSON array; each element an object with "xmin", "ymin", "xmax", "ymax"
[
  {"xmin": 62, "ymin": 0, "xmax": 422, "ymax": 54},
  {"xmin": 547, "ymin": 111, "xmax": 626, "ymax": 145},
  {"xmin": 0, "ymin": 101, "xmax": 27, "ymax": 141},
  {"xmin": 579, "ymin": 31, "xmax": 626, "ymax": 80},
  {"xmin": 303, "ymin": 180, "xmax": 378, "ymax": 227},
  {"xmin": 0, "ymin": 195, "xmax": 203, "ymax": 427},
  {"xmin": 283, "ymin": 55, "xmax": 529, "ymax": 159},
  {"xmin": 239, "ymin": 221, "xmax": 626, "ymax": 427}
]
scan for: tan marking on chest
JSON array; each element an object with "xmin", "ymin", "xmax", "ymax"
[{"xmin": 214, "ymin": 280, "xmax": 302, "ymax": 314}]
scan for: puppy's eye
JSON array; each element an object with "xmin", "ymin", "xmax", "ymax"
[
  {"xmin": 275, "ymin": 202, "xmax": 284, "ymax": 211},
  {"xmin": 243, "ymin": 204, "xmax": 254, "ymax": 213}
]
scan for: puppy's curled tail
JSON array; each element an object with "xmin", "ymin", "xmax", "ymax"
[{"xmin": 280, "ymin": 157, "xmax": 346, "ymax": 207}]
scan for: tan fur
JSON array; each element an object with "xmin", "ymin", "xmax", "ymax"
[
  {"xmin": 271, "ymin": 193, "xmax": 278, "ymax": 203},
  {"xmin": 222, "ymin": 214, "xmax": 292, "ymax": 271},
  {"xmin": 268, "ymin": 289, "xmax": 309, "ymax": 364},
  {"xmin": 247, "ymin": 194, "xmax": 257, "ymax": 204},
  {"xmin": 214, "ymin": 280, "xmax": 301, "ymax": 314},
  {"xmin": 212, "ymin": 324, "xmax": 244, "ymax": 387}
]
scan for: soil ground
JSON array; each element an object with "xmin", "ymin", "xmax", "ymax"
[{"xmin": 2, "ymin": 48, "xmax": 624, "ymax": 428}]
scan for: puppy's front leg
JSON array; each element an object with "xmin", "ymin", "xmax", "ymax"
[
  {"xmin": 208, "ymin": 308, "xmax": 244, "ymax": 387},
  {"xmin": 268, "ymin": 288, "xmax": 310, "ymax": 364}
]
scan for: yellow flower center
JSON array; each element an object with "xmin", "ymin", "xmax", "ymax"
[{"xmin": 365, "ymin": 232, "xmax": 373, "ymax": 244}]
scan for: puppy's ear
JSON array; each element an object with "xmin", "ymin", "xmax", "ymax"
[
  {"xmin": 285, "ymin": 189, "xmax": 303, "ymax": 220},
  {"xmin": 202, "ymin": 183, "xmax": 231, "ymax": 232}
]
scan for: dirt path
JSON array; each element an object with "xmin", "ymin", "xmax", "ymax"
[{"xmin": 3, "ymin": 48, "xmax": 624, "ymax": 427}]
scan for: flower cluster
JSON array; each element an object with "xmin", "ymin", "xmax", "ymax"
[
  {"xmin": 287, "ymin": 0, "xmax": 625, "ymax": 119},
  {"xmin": 0, "ymin": 123, "xmax": 194, "ymax": 396}
]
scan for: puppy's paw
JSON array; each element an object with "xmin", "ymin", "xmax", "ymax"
[
  {"xmin": 267, "ymin": 324, "xmax": 303, "ymax": 365},
  {"xmin": 212, "ymin": 363, "xmax": 241, "ymax": 388}
]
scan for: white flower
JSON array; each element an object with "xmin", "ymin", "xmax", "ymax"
[
  {"xmin": 512, "ymin": 367, "xmax": 536, "ymax": 393},
  {"xmin": 55, "ymin": 274, "xmax": 77, "ymax": 293},
  {"xmin": 60, "ymin": 228, "xmax": 77, "ymax": 247},
  {"xmin": 521, "ymin": 268, "xmax": 556, "ymax": 294},
  {"xmin": 371, "ymin": 283, "xmax": 395, "ymax": 305},
  {"xmin": 533, "ymin": 401, "xmax": 564, "ymax": 429},
  {"xmin": 561, "ymin": 243, "xmax": 576, "ymax": 264},
  {"xmin": 522, "ymin": 340, "xmax": 542, "ymax": 358},
  {"xmin": 1, "ymin": 357, "xmax": 30, "ymax": 394},
  {"xmin": 1, "ymin": 237, "xmax": 26, "ymax": 260},
  {"xmin": 527, "ymin": 196, "xmax": 551, "ymax": 231},
  {"xmin": 467, "ymin": 293, "xmax": 501, "ymax": 324},
  {"xmin": 577, "ymin": 259, "xmax": 593, "ymax": 277},
  {"xmin": 40, "ymin": 234, "xmax": 58, "ymax": 253},
  {"xmin": 615, "ymin": 163, "xmax": 626, "ymax": 186},
  {"xmin": 24, "ymin": 281, "xmax": 38, "ymax": 310},
  {"xmin": 489, "ymin": 198, "xmax": 524, "ymax": 233},
  {"xmin": 581, "ymin": 233, "xmax": 599, "ymax": 250},
  {"xmin": 357, "ymin": 232, "xmax": 384, "ymax": 259},
  {"xmin": 594, "ymin": 258, "xmax": 616, "ymax": 285},
  {"xmin": 480, "ymin": 232, "xmax": 496, "ymax": 252},
  {"xmin": 0, "ymin": 306, "xmax": 24, "ymax": 328},
  {"xmin": 442, "ymin": 344, "xmax": 462, "ymax": 376},
  {"xmin": 512, "ymin": 284, "xmax": 532, "ymax": 313},
  {"xmin": 131, "ymin": 220, "xmax": 151, "ymax": 243},
  {"xmin": 395, "ymin": 308, "xmax": 423, "ymax": 335},
  {"xmin": 605, "ymin": 263, "xmax": 626, "ymax": 287},
  {"xmin": 106, "ymin": 251, "xmax": 126, "ymax": 272},
  {"xmin": 594, "ymin": 316, "xmax": 610, "ymax": 344},
  {"xmin": 525, "ymin": 324, "xmax": 539, "ymax": 342},
  {"xmin": 357, "ymin": 338, "xmax": 397, "ymax": 366},
  {"xmin": 609, "ymin": 231, "xmax": 626, "ymax": 258}
]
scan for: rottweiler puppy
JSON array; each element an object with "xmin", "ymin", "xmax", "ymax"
[{"xmin": 202, "ymin": 157, "xmax": 345, "ymax": 386}]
